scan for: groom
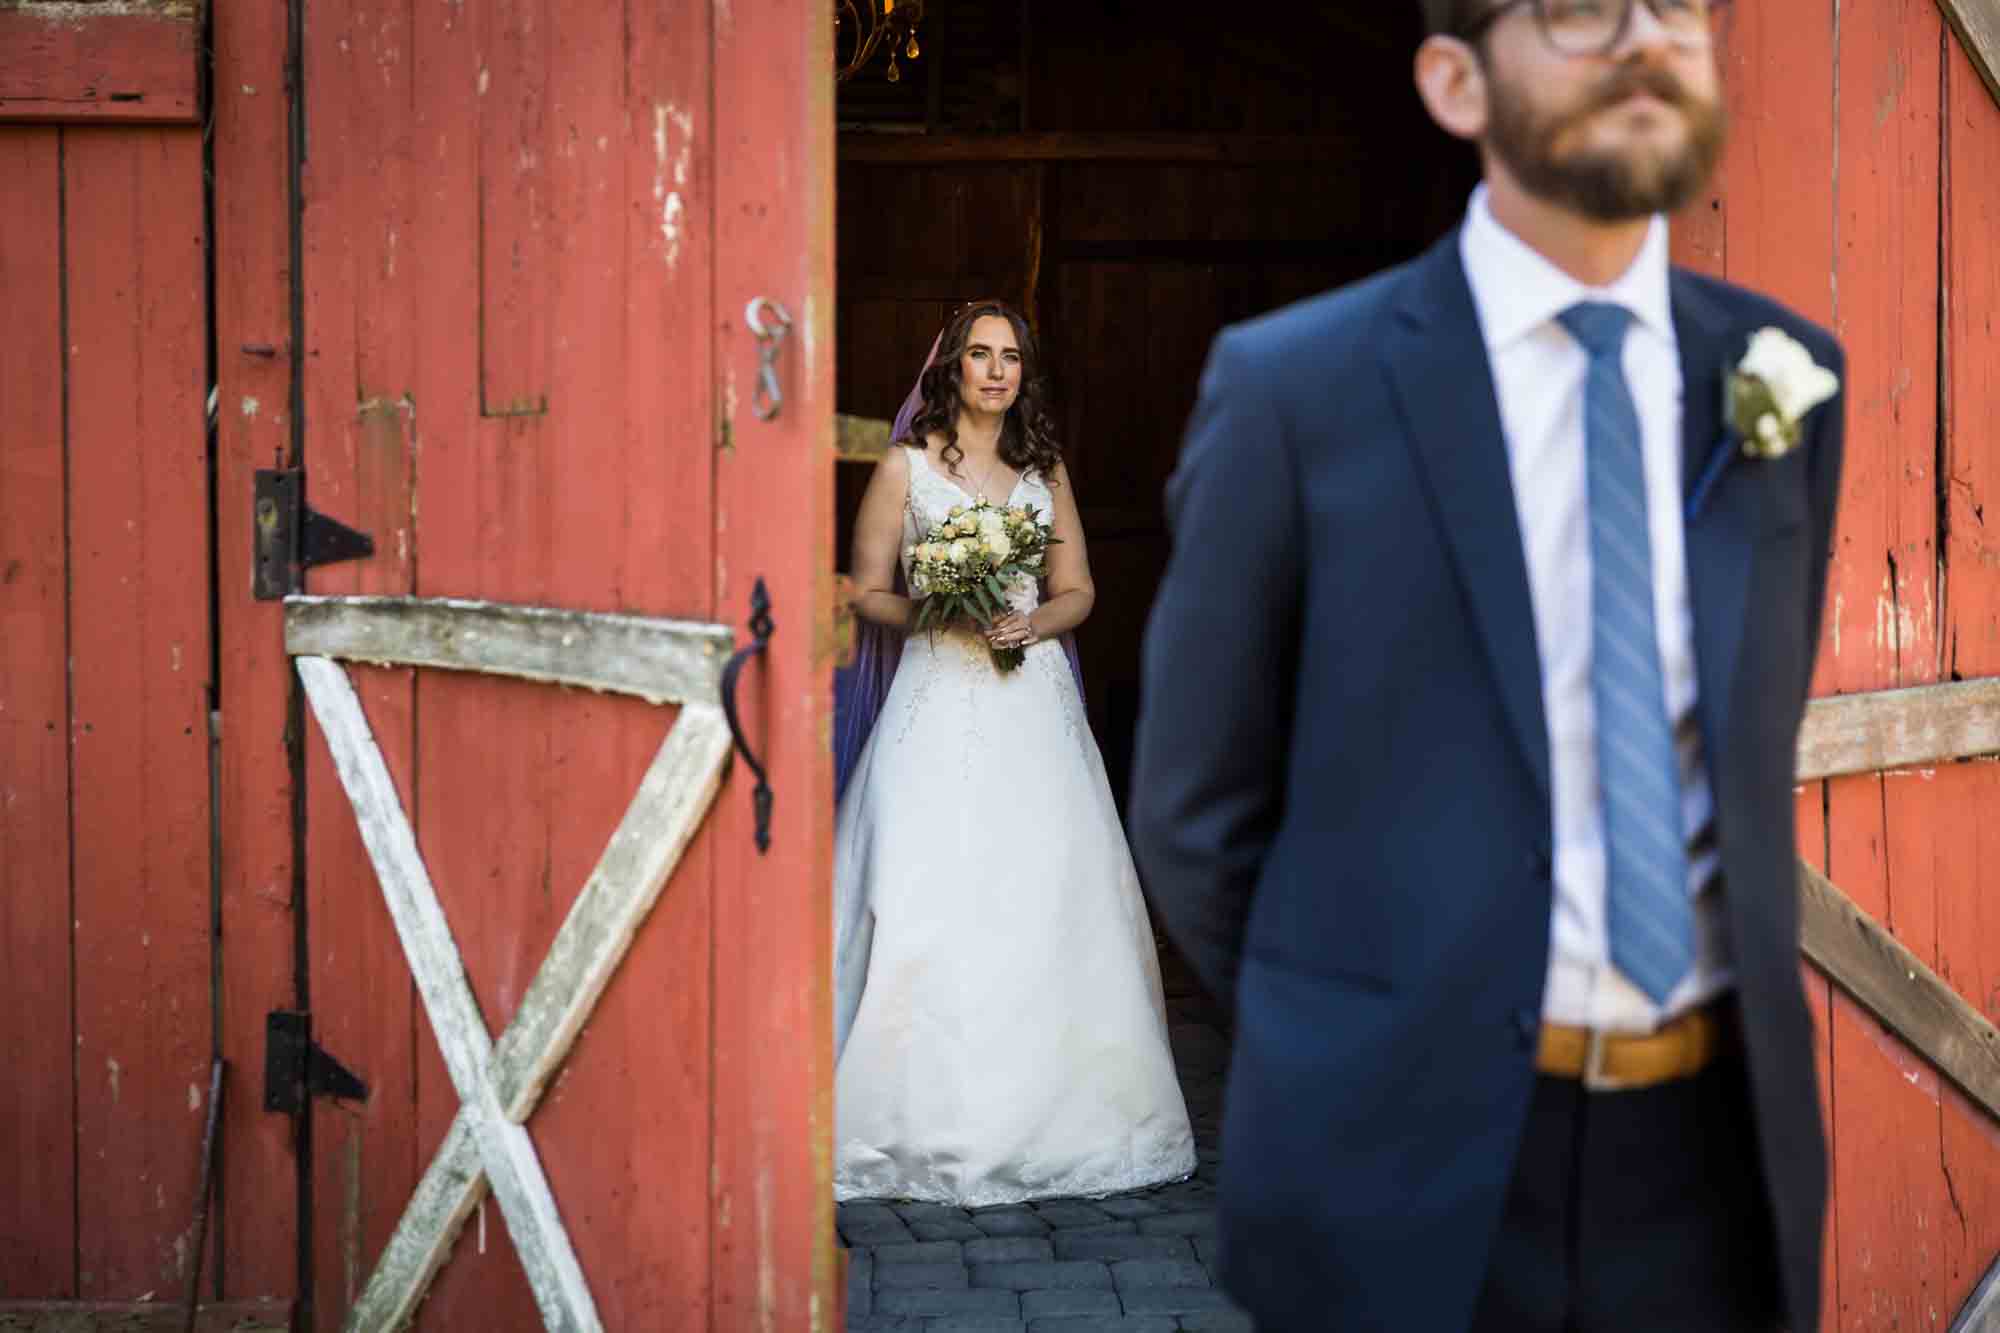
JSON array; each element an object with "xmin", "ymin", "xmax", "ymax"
[{"xmin": 1132, "ymin": 2, "xmax": 1844, "ymax": 1329}]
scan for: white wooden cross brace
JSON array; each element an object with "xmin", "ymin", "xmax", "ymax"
[{"xmin": 285, "ymin": 597, "xmax": 736, "ymax": 1333}]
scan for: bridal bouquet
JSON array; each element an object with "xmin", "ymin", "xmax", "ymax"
[{"xmin": 907, "ymin": 500, "xmax": 1056, "ymax": 673}]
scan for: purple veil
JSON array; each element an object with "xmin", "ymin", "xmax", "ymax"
[{"xmin": 832, "ymin": 324, "xmax": 1085, "ymax": 805}]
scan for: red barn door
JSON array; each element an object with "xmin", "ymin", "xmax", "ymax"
[{"xmin": 210, "ymin": 1, "xmax": 835, "ymax": 1328}]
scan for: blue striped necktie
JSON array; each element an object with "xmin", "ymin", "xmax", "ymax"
[{"xmin": 1558, "ymin": 301, "xmax": 1694, "ymax": 1007}]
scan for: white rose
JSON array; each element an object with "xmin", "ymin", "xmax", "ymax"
[
  {"xmin": 948, "ymin": 540, "xmax": 970, "ymax": 564},
  {"xmin": 984, "ymin": 533, "xmax": 1013, "ymax": 561},
  {"xmin": 1738, "ymin": 327, "xmax": 1840, "ymax": 424}
]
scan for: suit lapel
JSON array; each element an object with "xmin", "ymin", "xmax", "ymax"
[
  {"xmin": 1386, "ymin": 234, "xmax": 1551, "ymax": 806},
  {"xmin": 1672, "ymin": 270, "xmax": 1753, "ymax": 756}
]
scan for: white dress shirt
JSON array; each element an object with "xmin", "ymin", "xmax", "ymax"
[{"xmin": 1458, "ymin": 186, "xmax": 1730, "ymax": 1034}]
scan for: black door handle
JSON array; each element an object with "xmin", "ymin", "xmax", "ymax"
[{"xmin": 720, "ymin": 578, "xmax": 775, "ymax": 853}]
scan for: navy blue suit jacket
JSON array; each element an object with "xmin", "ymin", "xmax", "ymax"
[{"xmin": 1130, "ymin": 231, "xmax": 1845, "ymax": 1331}]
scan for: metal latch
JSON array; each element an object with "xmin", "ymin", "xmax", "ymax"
[
  {"xmin": 253, "ymin": 468, "xmax": 375, "ymax": 600},
  {"xmin": 263, "ymin": 1010, "xmax": 368, "ymax": 1114}
]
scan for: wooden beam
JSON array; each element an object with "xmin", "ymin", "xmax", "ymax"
[
  {"xmin": 0, "ymin": 9, "xmax": 201, "ymax": 125},
  {"xmin": 1795, "ymin": 677, "xmax": 2000, "ymax": 780},
  {"xmin": 1950, "ymin": 1251, "xmax": 2000, "ymax": 1333},
  {"xmin": 1798, "ymin": 859, "xmax": 2000, "ymax": 1123},
  {"xmin": 1938, "ymin": 0, "xmax": 2000, "ymax": 109},
  {"xmin": 486, "ymin": 704, "xmax": 732, "ymax": 1115},
  {"xmin": 838, "ymin": 131, "xmax": 1364, "ymax": 165},
  {"xmin": 836, "ymin": 413, "xmax": 894, "ymax": 462},
  {"xmin": 284, "ymin": 595, "xmax": 732, "ymax": 707},
  {"xmin": 0, "ymin": 1303, "xmax": 290, "ymax": 1332}
]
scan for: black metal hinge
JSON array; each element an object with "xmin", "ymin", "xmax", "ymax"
[
  {"xmin": 253, "ymin": 468, "xmax": 375, "ymax": 600},
  {"xmin": 263, "ymin": 1010, "xmax": 368, "ymax": 1114}
]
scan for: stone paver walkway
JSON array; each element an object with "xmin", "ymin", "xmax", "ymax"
[{"xmin": 839, "ymin": 939, "xmax": 1250, "ymax": 1332}]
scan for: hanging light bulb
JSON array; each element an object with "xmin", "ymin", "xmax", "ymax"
[
  {"xmin": 906, "ymin": 31, "xmax": 920, "ymax": 59},
  {"xmin": 886, "ymin": 52, "xmax": 901, "ymax": 81}
]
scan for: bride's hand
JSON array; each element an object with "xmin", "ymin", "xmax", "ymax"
[{"xmin": 986, "ymin": 612, "xmax": 1039, "ymax": 649}]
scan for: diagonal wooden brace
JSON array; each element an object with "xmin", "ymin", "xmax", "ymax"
[{"xmin": 297, "ymin": 657, "xmax": 732, "ymax": 1333}]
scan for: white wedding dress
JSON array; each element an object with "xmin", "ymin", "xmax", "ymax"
[{"xmin": 832, "ymin": 448, "xmax": 1196, "ymax": 1206}]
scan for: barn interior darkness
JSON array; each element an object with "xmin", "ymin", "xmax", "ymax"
[{"xmin": 834, "ymin": 3, "xmax": 1479, "ymax": 808}]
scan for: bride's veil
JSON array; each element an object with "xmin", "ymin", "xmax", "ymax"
[{"xmin": 832, "ymin": 315, "xmax": 1085, "ymax": 1061}]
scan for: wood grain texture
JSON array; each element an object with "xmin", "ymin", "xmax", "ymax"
[
  {"xmin": 1940, "ymin": 26, "xmax": 2000, "ymax": 1328},
  {"xmin": 711, "ymin": 0, "xmax": 840, "ymax": 1326},
  {"xmin": 0, "ymin": 126, "xmax": 76, "ymax": 1300},
  {"xmin": 284, "ymin": 597, "xmax": 732, "ymax": 706},
  {"xmin": 61, "ymin": 125, "xmax": 213, "ymax": 1299},
  {"xmin": 1796, "ymin": 679, "xmax": 2000, "ymax": 778},
  {"xmin": 0, "ymin": 1301, "xmax": 290, "ymax": 1332},
  {"xmin": 1795, "ymin": 787, "xmax": 1838, "ymax": 1332},
  {"xmin": 207, "ymin": 0, "xmax": 305, "ymax": 1296},
  {"xmin": 0, "ymin": 10, "xmax": 199, "ymax": 124},
  {"xmin": 1821, "ymin": 3, "xmax": 1951, "ymax": 1325},
  {"xmin": 295, "ymin": 9, "xmax": 425, "ymax": 1319}
]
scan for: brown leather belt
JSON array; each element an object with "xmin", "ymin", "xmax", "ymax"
[{"xmin": 1535, "ymin": 999, "xmax": 1734, "ymax": 1092}]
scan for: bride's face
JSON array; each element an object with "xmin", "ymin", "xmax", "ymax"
[{"xmin": 957, "ymin": 315, "xmax": 1022, "ymax": 419}]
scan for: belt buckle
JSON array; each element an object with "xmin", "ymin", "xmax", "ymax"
[{"xmin": 1582, "ymin": 1027, "xmax": 1639, "ymax": 1093}]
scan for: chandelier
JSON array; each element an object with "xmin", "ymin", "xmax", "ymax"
[{"xmin": 835, "ymin": 0, "xmax": 926, "ymax": 83}]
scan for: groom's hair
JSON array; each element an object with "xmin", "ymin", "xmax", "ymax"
[{"xmin": 1419, "ymin": 0, "xmax": 1481, "ymax": 36}]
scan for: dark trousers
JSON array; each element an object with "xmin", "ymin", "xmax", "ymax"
[{"xmin": 1468, "ymin": 1050, "xmax": 1784, "ymax": 1332}]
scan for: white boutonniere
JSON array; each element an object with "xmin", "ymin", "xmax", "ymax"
[{"xmin": 1726, "ymin": 327, "xmax": 1841, "ymax": 458}]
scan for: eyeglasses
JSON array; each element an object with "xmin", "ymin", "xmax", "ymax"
[{"xmin": 1460, "ymin": 0, "xmax": 1731, "ymax": 57}]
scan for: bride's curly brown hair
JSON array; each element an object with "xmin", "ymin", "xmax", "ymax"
[{"xmin": 901, "ymin": 300, "xmax": 1064, "ymax": 485}]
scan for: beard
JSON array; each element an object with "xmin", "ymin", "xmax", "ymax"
[{"xmin": 1484, "ymin": 58, "xmax": 1727, "ymax": 220}]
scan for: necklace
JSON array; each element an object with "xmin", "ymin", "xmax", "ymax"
[{"xmin": 961, "ymin": 449, "xmax": 1006, "ymax": 504}]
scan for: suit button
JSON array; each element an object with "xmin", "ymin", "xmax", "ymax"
[{"xmin": 1511, "ymin": 1009, "xmax": 1540, "ymax": 1051}]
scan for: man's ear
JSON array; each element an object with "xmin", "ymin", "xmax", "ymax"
[{"xmin": 1414, "ymin": 34, "xmax": 1490, "ymax": 142}]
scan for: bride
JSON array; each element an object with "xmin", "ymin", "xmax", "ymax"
[{"xmin": 832, "ymin": 300, "xmax": 1196, "ymax": 1206}]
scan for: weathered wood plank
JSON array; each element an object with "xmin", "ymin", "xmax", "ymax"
[
  {"xmin": 1939, "ymin": 27, "xmax": 2000, "ymax": 1324},
  {"xmin": 340, "ymin": 1115, "xmax": 487, "ymax": 1333},
  {"xmin": 1940, "ymin": 0, "xmax": 2000, "ymax": 110},
  {"xmin": 1950, "ymin": 1248, "xmax": 2000, "ymax": 1332},
  {"xmin": 294, "ymin": 656, "xmax": 600, "ymax": 1333},
  {"xmin": 836, "ymin": 413, "xmax": 894, "ymax": 461},
  {"xmin": 1799, "ymin": 858, "xmax": 2000, "ymax": 1124},
  {"xmin": 63, "ymin": 125, "xmax": 215, "ymax": 1298},
  {"xmin": 284, "ymin": 596, "xmax": 732, "ymax": 706},
  {"xmin": 714, "ymin": 1, "xmax": 840, "ymax": 1326},
  {"xmin": 0, "ymin": 9, "xmax": 200, "ymax": 124},
  {"xmin": 489, "ymin": 705, "xmax": 731, "ymax": 1115},
  {"xmin": 837, "ymin": 131, "xmax": 1363, "ymax": 164},
  {"xmin": 208, "ymin": 0, "xmax": 305, "ymax": 1294},
  {"xmin": 296, "ymin": 16, "xmax": 425, "ymax": 1322},
  {"xmin": 0, "ymin": 1301, "xmax": 291, "ymax": 1332},
  {"xmin": 1796, "ymin": 678, "xmax": 2000, "ymax": 779},
  {"xmin": 0, "ymin": 125, "xmax": 76, "ymax": 1299}
]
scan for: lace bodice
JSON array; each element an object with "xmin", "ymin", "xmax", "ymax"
[{"xmin": 901, "ymin": 446, "xmax": 1050, "ymax": 618}]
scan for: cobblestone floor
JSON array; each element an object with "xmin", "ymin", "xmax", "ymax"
[{"xmin": 838, "ymin": 938, "xmax": 1249, "ymax": 1332}]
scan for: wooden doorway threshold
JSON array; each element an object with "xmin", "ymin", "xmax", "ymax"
[{"xmin": 0, "ymin": 1302, "xmax": 292, "ymax": 1332}]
